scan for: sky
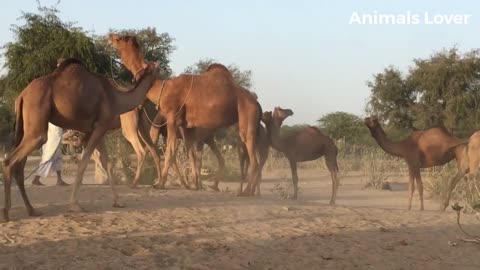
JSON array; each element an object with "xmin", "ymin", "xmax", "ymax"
[{"xmin": 1, "ymin": 0, "xmax": 479, "ymax": 125}]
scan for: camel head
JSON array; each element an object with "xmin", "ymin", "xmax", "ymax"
[
  {"xmin": 261, "ymin": 111, "xmax": 273, "ymax": 124},
  {"xmin": 108, "ymin": 33, "xmax": 146, "ymax": 77},
  {"xmin": 364, "ymin": 116, "xmax": 381, "ymax": 131},
  {"xmin": 273, "ymin": 106, "xmax": 293, "ymax": 121}
]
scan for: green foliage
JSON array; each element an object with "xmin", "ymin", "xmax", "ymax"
[
  {"xmin": 184, "ymin": 58, "xmax": 253, "ymax": 89},
  {"xmin": 317, "ymin": 111, "xmax": 369, "ymax": 143},
  {"xmin": 1, "ymin": 6, "xmax": 112, "ymax": 108},
  {"xmin": 367, "ymin": 48, "xmax": 480, "ymax": 137}
]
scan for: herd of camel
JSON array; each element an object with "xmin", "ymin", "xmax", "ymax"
[{"xmin": 1, "ymin": 33, "xmax": 479, "ymax": 222}]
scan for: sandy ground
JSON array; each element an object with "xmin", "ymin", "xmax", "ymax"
[{"xmin": 0, "ymin": 159, "xmax": 479, "ymax": 270}]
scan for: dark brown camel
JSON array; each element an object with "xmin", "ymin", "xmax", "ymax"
[
  {"xmin": 109, "ymin": 34, "xmax": 262, "ymax": 195},
  {"xmin": 262, "ymin": 107, "xmax": 340, "ymax": 203},
  {"xmin": 364, "ymin": 116, "xmax": 466, "ymax": 211},
  {"xmin": 2, "ymin": 54, "xmax": 158, "ymax": 221}
]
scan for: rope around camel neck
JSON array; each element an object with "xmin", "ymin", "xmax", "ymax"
[{"xmin": 142, "ymin": 75, "xmax": 195, "ymax": 128}]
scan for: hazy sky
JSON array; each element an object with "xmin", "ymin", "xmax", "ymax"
[{"xmin": 1, "ymin": 0, "xmax": 479, "ymax": 125}]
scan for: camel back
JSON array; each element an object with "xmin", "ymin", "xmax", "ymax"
[{"xmin": 55, "ymin": 58, "xmax": 85, "ymax": 72}]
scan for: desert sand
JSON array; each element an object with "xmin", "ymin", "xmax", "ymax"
[{"xmin": 0, "ymin": 158, "xmax": 479, "ymax": 270}]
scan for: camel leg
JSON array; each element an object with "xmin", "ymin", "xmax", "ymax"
[
  {"xmin": 173, "ymin": 160, "xmax": 189, "ymax": 189},
  {"xmin": 157, "ymin": 120, "xmax": 179, "ymax": 189},
  {"xmin": 69, "ymin": 126, "xmax": 112, "ymax": 212},
  {"xmin": 414, "ymin": 170, "xmax": 424, "ymax": 211},
  {"xmin": 15, "ymin": 157, "xmax": 40, "ymax": 217},
  {"xmin": 131, "ymin": 142, "xmax": 147, "ymax": 187},
  {"xmin": 137, "ymin": 123, "xmax": 163, "ymax": 187},
  {"xmin": 240, "ymin": 136, "xmax": 259, "ymax": 196},
  {"xmin": 288, "ymin": 158, "xmax": 299, "ymax": 200},
  {"xmin": 407, "ymin": 167, "xmax": 416, "ymax": 210},
  {"xmin": 195, "ymin": 142, "xmax": 205, "ymax": 190},
  {"xmin": 3, "ymin": 135, "xmax": 46, "ymax": 221},
  {"xmin": 238, "ymin": 145, "xmax": 247, "ymax": 181},
  {"xmin": 326, "ymin": 158, "xmax": 339, "ymax": 205},
  {"xmin": 255, "ymin": 170, "xmax": 262, "ymax": 196},
  {"xmin": 442, "ymin": 171, "xmax": 467, "ymax": 211},
  {"xmin": 96, "ymin": 139, "xmax": 124, "ymax": 208},
  {"xmin": 206, "ymin": 137, "xmax": 224, "ymax": 191},
  {"xmin": 185, "ymin": 135, "xmax": 201, "ymax": 190}
]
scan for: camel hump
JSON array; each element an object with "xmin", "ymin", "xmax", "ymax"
[
  {"xmin": 307, "ymin": 126, "xmax": 324, "ymax": 135},
  {"xmin": 55, "ymin": 58, "xmax": 85, "ymax": 72},
  {"xmin": 206, "ymin": 63, "xmax": 231, "ymax": 74}
]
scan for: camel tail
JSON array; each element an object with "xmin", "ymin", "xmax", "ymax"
[
  {"xmin": 13, "ymin": 97, "xmax": 24, "ymax": 147},
  {"xmin": 256, "ymin": 101, "xmax": 263, "ymax": 137}
]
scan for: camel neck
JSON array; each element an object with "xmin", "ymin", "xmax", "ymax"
[
  {"xmin": 265, "ymin": 122, "xmax": 286, "ymax": 153},
  {"xmin": 118, "ymin": 52, "xmax": 146, "ymax": 78},
  {"xmin": 111, "ymin": 72, "xmax": 155, "ymax": 115},
  {"xmin": 145, "ymin": 79, "xmax": 167, "ymax": 106},
  {"xmin": 371, "ymin": 127, "xmax": 405, "ymax": 158}
]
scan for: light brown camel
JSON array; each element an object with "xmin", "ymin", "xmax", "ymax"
[
  {"xmin": 2, "ymin": 54, "xmax": 158, "ymax": 221},
  {"xmin": 238, "ymin": 124, "xmax": 269, "ymax": 195},
  {"xmin": 364, "ymin": 116, "xmax": 466, "ymax": 211},
  {"xmin": 262, "ymin": 107, "xmax": 340, "ymax": 203},
  {"xmin": 443, "ymin": 130, "xmax": 480, "ymax": 210},
  {"xmin": 109, "ymin": 34, "xmax": 262, "ymax": 195}
]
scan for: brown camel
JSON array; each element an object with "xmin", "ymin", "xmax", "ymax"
[
  {"xmin": 109, "ymin": 34, "xmax": 262, "ymax": 195},
  {"xmin": 262, "ymin": 107, "xmax": 340, "ymax": 203},
  {"xmin": 2, "ymin": 52, "xmax": 158, "ymax": 221},
  {"xmin": 55, "ymin": 57, "xmax": 165, "ymax": 188},
  {"xmin": 238, "ymin": 124, "xmax": 270, "ymax": 195},
  {"xmin": 443, "ymin": 131, "xmax": 480, "ymax": 210},
  {"xmin": 364, "ymin": 116, "xmax": 466, "ymax": 211},
  {"xmin": 143, "ymin": 111, "xmax": 226, "ymax": 190}
]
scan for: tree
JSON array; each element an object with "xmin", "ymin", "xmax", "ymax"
[
  {"xmin": 317, "ymin": 112, "xmax": 368, "ymax": 143},
  {"xmin": 1, "ymin": 6, "xmax": 112, "ymax": 108},
  {"xmin": 184, "ymin": 58, "xmax": 253, "ymax": 89},
  {"xmin": 367, "ymin": 47, "xmax": 480, "ymax": 137},
  {"xmin": 0, "ymin": 6, "xmax": 176, "ymax": 152}
]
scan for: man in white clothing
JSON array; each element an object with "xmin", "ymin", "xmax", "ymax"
[{"xmin": 31, "ymin": 123, "xmax": 68, "ymax": 186}]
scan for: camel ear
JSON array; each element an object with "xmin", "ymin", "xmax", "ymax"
[
  {"xmin": 261, "ymin": 111, "xmax": 272, "ymax": 123},
  {"xmin": 108, "ymin": 33, "xmax": 118, "ymax": 44}
]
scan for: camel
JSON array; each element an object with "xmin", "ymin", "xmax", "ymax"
[
  {"xmin": 443, "ymin": 131, "xmax": 480, "ymax": 210},
  {"xmin": 238, "ymin": 124, "xmax": 270, "ymax": 195},
  {"xmin": 2, "ymin": 49, "xmax": 158, "ymax": 221},
  {"xmin": 262, "ymin": 107, "xmax": 340, "ymax": 203},
  {"xmin": 364, "ymin": 116, "xmax": 466, "ymax": 211},
  {"xmin": 109, "ymin": 34, "xmax": 262, "ymax": 195},
  {"xmin": 142, "ymin": 111, "xmax": 226, "ymax": 190},
  {"xmin": 54, "ymin": 57, "xmax": 165, "ymax": 188}
]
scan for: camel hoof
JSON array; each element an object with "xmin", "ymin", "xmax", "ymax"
[
  {"xmin": 113, "ymin": 203, "xmax": 125, "ymax": 208},
  {"xmin": 69, "ymin": 204, "xmax": 86, "ymax": 213},
  {"xmin": 152, "ymin": 182, "xmax": 166, "ymax": 189},
  {"xmin": 28, "ymin": 209, "xmax": 42, "ymax": 217},
  {"xmin": 329, "ymin": 201, "xmax": 336, "ymax": 206},
  {"xmin": 56, "ymin": 181, "xmax": 69, "ymax": 186},
  {"xmin": 209, "ymin": 185, "xmax": 220, "ymax": 192},
  {"xmin": 129, "ymin": 184, "xmax": 139, "ymax": 189}
]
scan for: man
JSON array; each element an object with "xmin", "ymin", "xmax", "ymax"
[{"xmin": 31, "ymin": 122, "xmax": 68, "ymax": 186}]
